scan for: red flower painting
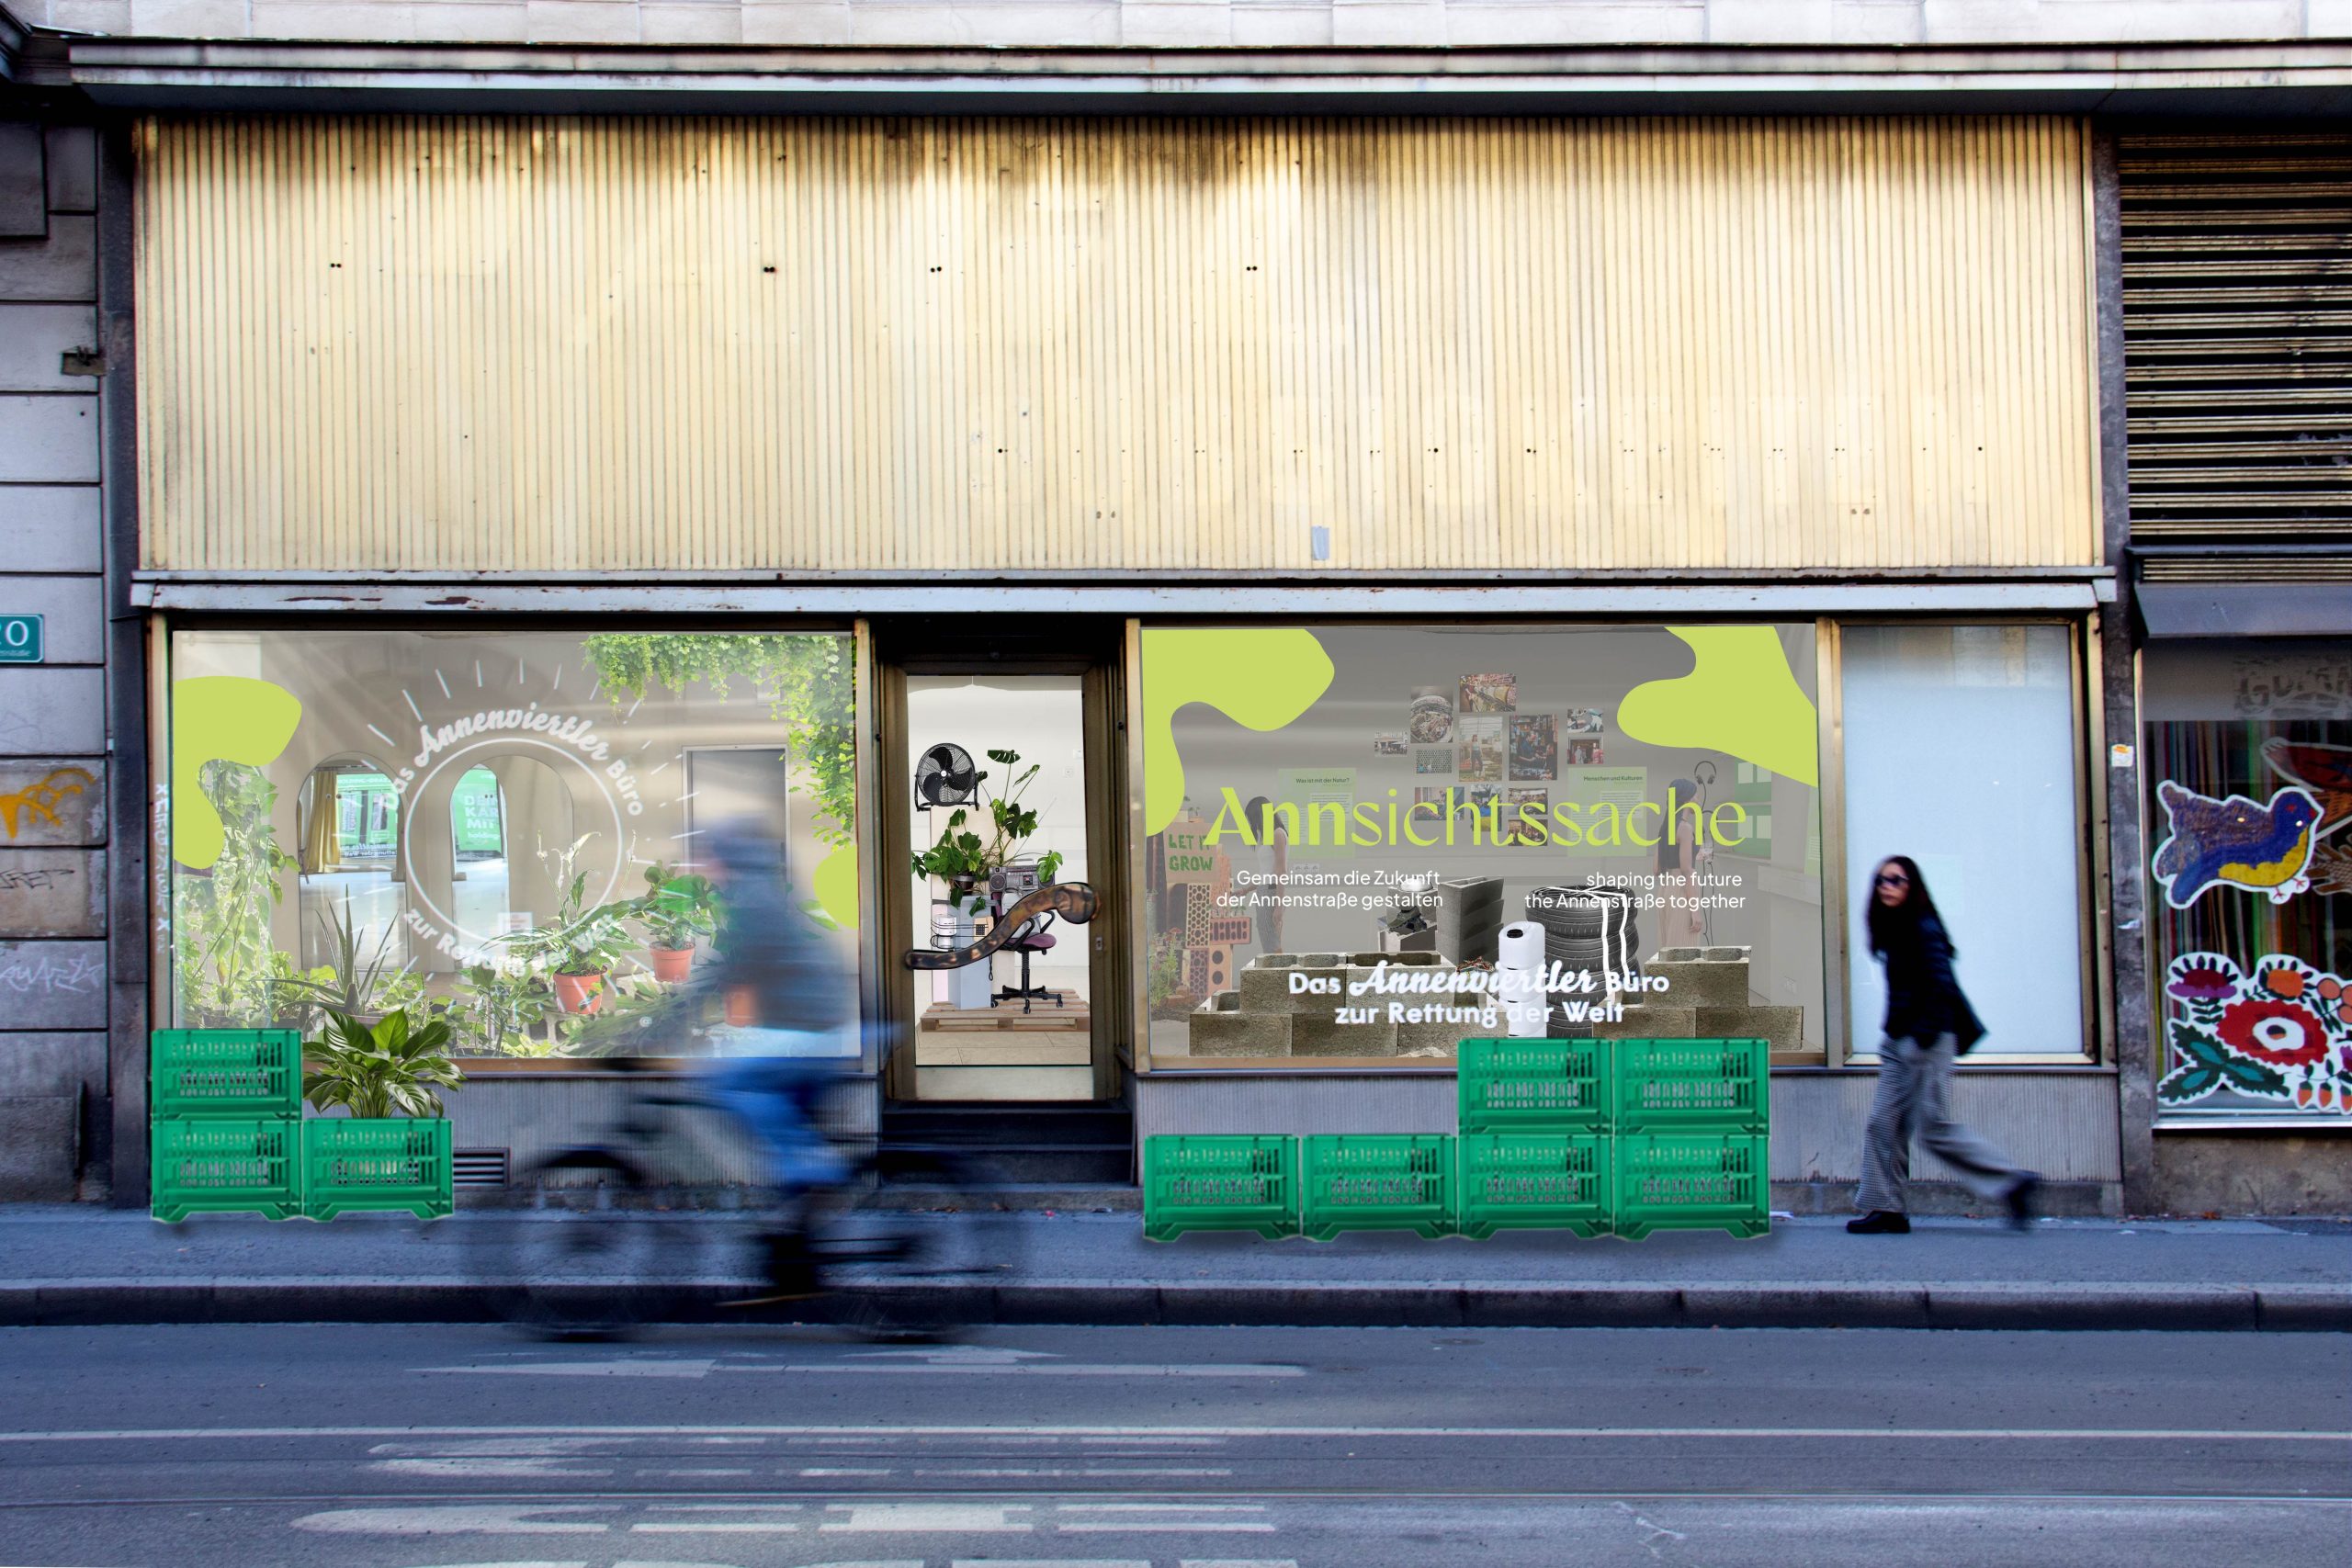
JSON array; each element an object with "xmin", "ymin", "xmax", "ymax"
[{"xmin": 2216, "ymin": 998, "xmax": 2331, "ymax": 1068}]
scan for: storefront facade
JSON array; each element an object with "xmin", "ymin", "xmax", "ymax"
[{"xmin": 107, "ymin": 111, "xmax": 2134, "ymax": 1213}]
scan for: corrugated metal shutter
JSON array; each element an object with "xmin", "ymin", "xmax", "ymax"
[
  {"xmin": 2120, "ymin": 132, "xmax": 2352, "ymax": 544},
  {"xmin": 136, "ymin": 115, "xmax": 2101, "ymax": 579}
]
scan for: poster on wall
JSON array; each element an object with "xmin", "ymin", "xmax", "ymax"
[
  {"xmin": 2146, "ymin": 642, "xmax": 2352, "ymax": 1123},
  {"xmin": 1140, "ymin": 624, "xmax": 1827, "ymax": 1066}
]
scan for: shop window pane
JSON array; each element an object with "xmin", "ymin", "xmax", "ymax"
[
  {"xmin": 1841, "ymin": 625, "xmax": 2084, "ymax": 1057},
  {"xmin": 166, "ymin": 628, "xmax": 859, "ymax": 1062},
  {"xmin": 1139, "ymin": 624, "xmax": 1826, "ymax": 1066},
  {"xmin": 2144, "ymin": 640, "xmax": 2352, "ymax": 1123}
]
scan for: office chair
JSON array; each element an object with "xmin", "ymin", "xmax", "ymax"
[{"xmin": 988, "ymin": 861, "xmax": 1064, "ymax": 1014}]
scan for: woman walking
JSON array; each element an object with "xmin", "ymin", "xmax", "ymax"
[{"xmin": 1849, "ymin": 855, "xmax": 2039, "ymax": 1235}]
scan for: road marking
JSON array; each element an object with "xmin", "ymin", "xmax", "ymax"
[
  {"xmin": 820, "ymin": 1504, "xmax": 1034, "ymax": 1532},
  {"xmin": 754, "ymin": 1364, "xmax": 1307, "ymax": 1379},
  {"xmin": 45, "ymin": 1423, "xmax": 2346, "ymax": 1443},
  {"xmin": 296, "ymin": 1505, "xmax": 610, "ymax": 1535},
  {"xmin": 912, "ymin": 1468, "xmax": 1235, "ymax": 1478},
  {"xmin": 799, "ymin": 1467, "xmax": 897, "ymax": 1477},
  {"xmin": 419, "ymin": 1360, "xmax": 723, "ymax": 1379},
  {"xmin": 369, "ymin": 1459, "xmax": 617, "ymax": 1479}
]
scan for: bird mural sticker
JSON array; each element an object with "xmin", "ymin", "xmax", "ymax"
[
  {"xmin": 2258, "ymin": 739, "xmax": 2352, "ymax": 897},
  {"xmin": 2150, "ymin": 781, "xmax": 2323, "ymax": 909}
]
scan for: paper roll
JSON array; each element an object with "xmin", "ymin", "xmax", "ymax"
[{"xmin": 1496, "ymin": 921, "xmax": 1550, "ymax": 1037}]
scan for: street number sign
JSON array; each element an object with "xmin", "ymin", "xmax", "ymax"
[{"xmin": 0, "ymin": 615, "xmax": 41, "ymax": 665}]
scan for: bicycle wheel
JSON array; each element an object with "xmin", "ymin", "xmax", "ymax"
[
  {"xmin": 816, "ymin": 1152, "xmax": 1023, "ymax": 1342},
  {"xmin": 477, "ymin": 1150, "xmax": 701, "ymax": 1338}
]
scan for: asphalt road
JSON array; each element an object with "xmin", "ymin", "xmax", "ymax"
[{"xmin": 0, "ymin": 1323, "xmax": 2345, "ymax": 1567}]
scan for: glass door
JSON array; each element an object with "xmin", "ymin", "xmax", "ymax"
[{"xmin": 902, "ymin": 674, "xmax": 1097, "ymax": 1100}]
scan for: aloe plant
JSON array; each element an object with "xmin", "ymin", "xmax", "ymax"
[{"xmin": 302, "ymin": 1008, "xmax": 465, "ymax": 1119}]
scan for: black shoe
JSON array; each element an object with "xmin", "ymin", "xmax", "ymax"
[
  {"xmin": 1847, "ymin": 1211, "xmax": 1910, "ymax": 1235},
  {"xmin": 2005, "ymin": 1174, "xmax": 2041, "ymax": 1231}
]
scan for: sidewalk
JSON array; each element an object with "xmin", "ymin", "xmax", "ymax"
[{"xmin": 2, "ymin": 1205, "xmax": 2345, "ymax": 1331}]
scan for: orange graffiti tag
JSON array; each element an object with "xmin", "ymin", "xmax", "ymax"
[{"xmin": 0, "ymin": 767, "xmax": 97, "ymax": 840}]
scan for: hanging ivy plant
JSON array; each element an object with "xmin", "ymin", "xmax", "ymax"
[{"xmin": 580, "ymin": 634, "xmax": 856, "ymax": 848}]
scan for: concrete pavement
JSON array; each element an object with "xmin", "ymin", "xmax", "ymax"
[
  {"xmin": 0, "ymin": 1323, "xmax": 2345, "ymax": 1566},
  {"xmin": 1, "ymin": 1204, "xmax": 2346, "ymax": 1330}
]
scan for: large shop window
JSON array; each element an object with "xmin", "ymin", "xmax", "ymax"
[
  {"xmin": 1140, "ymin": 624, "xmax": 1826, "ymax": 1067},
  {"xmin": 2145, "ymin": 640, "xmax": 2352, "ymax": 1123},
  {"xmin": 167, "ymin": 628, "xmax": 859, "ymax": 1060},
  {"xmin": 1839, "ymin": 625, "xmax": 2087, "ymax": 1058}
]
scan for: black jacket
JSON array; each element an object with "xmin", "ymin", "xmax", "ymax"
[{"xmin": 1879, "ymin": 913, "xmax": 1987, "ymax": 1052}]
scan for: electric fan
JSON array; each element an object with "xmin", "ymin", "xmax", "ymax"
[{"xmin": 915, "ymin": 742, "xmax": 981, "ymax": 811}]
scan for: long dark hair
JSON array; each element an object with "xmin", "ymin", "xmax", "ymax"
[{"xmin": 1865, "ymin": 854, "xmax": 1946, "ymax": 958}]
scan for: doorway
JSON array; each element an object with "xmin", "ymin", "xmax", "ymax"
[{"xmin": 876, "ymin": 627, "xmax": 1132, "ymax": 1107}]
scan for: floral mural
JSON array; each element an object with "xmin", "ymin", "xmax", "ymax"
[{"xmin": 2160, "ymin": 951, "xmax": 2352, "ymax": 1114}]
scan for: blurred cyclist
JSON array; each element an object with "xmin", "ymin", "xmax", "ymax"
[{"xmin": 699, "ymin": 818, "xmax": 854, "ymax": 1291}]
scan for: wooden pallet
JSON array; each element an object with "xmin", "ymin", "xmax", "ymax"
[{"xmin": 921, "ymin": 1001, "xmax": 1091, "ymax": 1032}]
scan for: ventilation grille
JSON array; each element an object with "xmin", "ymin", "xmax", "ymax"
[
  {"xmin": 2139, "ymin": 555, "xmax": 2352, "ymax": 584},
  {"xmin": 453, "ymin": 1147, "xmax": 509, "ymax": 1188},
  {"xmin": 2120, "ymin": 133, "xmax": 2352, "ymax": 539}
]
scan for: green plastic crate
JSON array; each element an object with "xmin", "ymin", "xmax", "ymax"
[
  {"xmin": 1300, "ymin": 1134, "xmax": 1455, "ymax": 1241},
  {"xmin": 150, "ymin": 1029, "xmax": 303, "ymax": 1120},
  {"xmin": 1612, "ymin": 1132, "xmax": 1770, "ymax": 1240},
  {"xmin": 1457, "ymin": 1038, "xmax": 1611, "ymax": 1134},
  {"xmin": 152, "ymin": 1117, "xmax": 302, "ymax": 1223},
  {"xmin": 301, "ymin": 1118, "xmax": 454, "ymax": 1221},
  {"xmin": 1457, "ymin": 1134, "xmax": 1611, "ymax": 1239},
  {"xmin": 1143, "ymin": 1134, "xmax": 1297, "ymax": 1241},
  {"xmin": 1614, "ymin": 1038, "xmax": 1770, "ymax": 1134}
]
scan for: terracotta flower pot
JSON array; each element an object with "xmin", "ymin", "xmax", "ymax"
[
  {"xmin": 650, "ymin": 946, "xmax": 694, "ymax": 984},
  {"xmin": 553, "ymin": 971, "xmax": 606, "ymax": 1015}
]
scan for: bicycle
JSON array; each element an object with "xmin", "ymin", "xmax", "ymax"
[{"xmin": 478, "ymin": 1065, "xmax": 1017, "ymax": 1341}]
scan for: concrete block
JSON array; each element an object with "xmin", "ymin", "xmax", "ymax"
[
  {"xmin": 1695, "ymin": 1004, "xmax": 1805, "ymax": 1056},
  {"xmin": 0, "ymin": 489, "xmax": 102, "ymax": 573},
  {"xmin": 1241, "ymin": 951, "xmax": 1351, "ymax": 1015},
  {"xmin": 1230, "ymin": 4, "xmax": 1331, "ymax": 45},
  {"xmin": 1290, "ymin": 1009, "xmax": 1396, "ymax": 1057},
  {"xmin": 43, "ymin": 129, "xmax": 96, "ymax": 216},
  {"xmin": 1645, "ymin": 945, "xmax": 1751, "ymax": 1009},
  {"xmin": 641, "ymin": 2, "xmax": 746, "ymax": 43},
  {"xmin": 0, "ymin": 124, "xmax": 41, "ymax": 243},
  {"xmin": 0, "ymin": 760, "xmax": 102, "ymax": 845},
  {"xmin": 1121, "ymin": 3, "xmax": 1235, "ymax": 46},
  {"xmin": 0, "ymin": 395, "xmax": 98, "ymax": 483},
  {"xmin": 0, "ymin": 940, "xmax": 106, "ymax": 1029},
  {"xmin": 1595, "ymin": 1004, "xmax": 1698, "ymax": 1041},
  {"xmin": 0, "ymin": 216, "xmax": 96, "ymax": 302},
  {"xmin": 45, "ymin": 2, "xmax": 137, "ymax": 36},
  {"xmin": 1396, "ymin": 1004, "xmax": 1492, "ymax": 1057},
  {"xmin": 1187, "ymin": 992, "xmax": 1292, "ymax": 1058},
  {"xmin": 0, "ymin": 848, "xmax": 103, "ymax": 938},
  {"xmin": 130, "ymin": 0, "xmax": 257, "ymax": 36},
  {"xmin": 0, "ymin": 1094, "xmax": 76, "ymax": 1200},
  {"xmin": 0, "ymin": 669, "xmax": 104, "ymax": 756},
  {"xmin": 523, "ymin": 0, "xmax": 645, "ymax": 41},
  {"xmin": 0, "ymin": 575, "xmax": 103, "ymax": 664},
  {"xmin": 0, "ymin": 1030, "xmax": 107, "ymax": 1098},
  {"xmin": 740, "ymin": 0, "xmax": 854, "ymax": 44}
]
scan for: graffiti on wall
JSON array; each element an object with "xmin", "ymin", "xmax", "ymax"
[{"xmin": 2161, "ymin": 952, "xmax": 2352, "ymax": 1114}]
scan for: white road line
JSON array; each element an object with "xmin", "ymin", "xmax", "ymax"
[
  {"xmin": 820, "ymin": 1504, "xmax": 1032, "ymax": 1532},
  {"xmin": 747, "ymin": 1364, "xmax": 1306, "ymax": 1379},
  {"xmin": 1059, "ymin": 1525, "xmax": 1280, "ymax": 1534},
  {"xmin": 295, "ymin": 1506, "xmax": 610, "ymax": 1535},
  {"xmin": 912, "ymin": 1468, "xmax": 1234, "ymax": 1478},
  {"xmin": 17, "ymin": 1423, "xmax": 2348, "ymax": 1443},
  {"xmin": 799, "ymin": 1468, "xmax": 896, "ymax": 1477}
]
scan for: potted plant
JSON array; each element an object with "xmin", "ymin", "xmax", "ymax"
[
  {"xmin": 909, "ymin": 747, "xmax": 1063, "ymax": 914},
  {"xmin": 636, "ymin": 862, "xmax": 719, "ymax": 984},
  {"xmin": 496, "ymin": 834, "xmax": 638, "ymax": 1015},
  {"xmin": 302, "ymin": 1006, "xmax": 465, "ymax": 1119},
  {"xmin": 300, "ymin": 1006, "xmax": 464, "ymax": 1221}
]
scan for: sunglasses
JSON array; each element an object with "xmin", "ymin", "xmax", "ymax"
[{"xmin": 1875, "ymin": 872, "xmax": 1910, "ymax": 887}]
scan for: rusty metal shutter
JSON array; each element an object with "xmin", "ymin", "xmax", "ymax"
[{"xmin": 2119, "ymin": 132, "xmax": 2352, "ymax": 546}]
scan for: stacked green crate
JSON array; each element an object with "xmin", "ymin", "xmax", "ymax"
[
  {"xmin": 1300, "ymin": 1134, "xmax": 1454, "ymax": 1240},
  {"xmin": 1456, "ymin": 1039, "xmax": 1611, "ymax": 1237},
  {"xmin": 1612, "ymin": 1037, "xmax": 1770, "ymax": 1239},
  {"xmin": 303, "ymin": 1118, "xmax": 455, "ymax": 1221},
  {"xmin": 1143, "ymin": 1134, "xmax": 1298, "ymax": 1240},
  {"xmin": 150, "ymin": 1030, "xmax": 305, "ymax": 1222}
]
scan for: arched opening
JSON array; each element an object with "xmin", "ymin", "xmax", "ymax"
[{"xmin": 294, "ymin": 755, "xmax": 408, "ymax": 975}]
